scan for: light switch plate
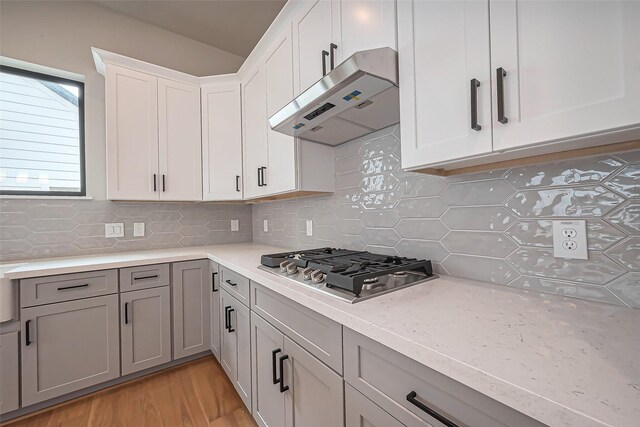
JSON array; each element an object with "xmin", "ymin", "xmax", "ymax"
[
  {"xmin": 133, "ymin": 223, "xmax": 145, "ymax": 237},
  {"xmin": 263, "ymin": 219, "xmax": 268, "ymax": 232},
  {"xmin": 306, "ymin": 220, "xmax": 313, "ymax": 236},
  {"xmin": 231, "ymin": 219, "xmax": 239, "ymax": 232},
  {"xmin": 553, "ymin": 220, "xmax": 588, "ymax": 260},
  {"xmin": 105, "ymin": 223, "xmax": 124, "ymax": 238}
]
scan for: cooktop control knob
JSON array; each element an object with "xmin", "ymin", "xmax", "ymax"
[
  {"xmin": 286, "ymin": 263, "xmax": 298, "ymax": 275},
  {"xmin": 310, "ymin": 270, "xmax": 325, "ymax": 284},
  {"xmin": 301, "ymin": 267, "xmax": 314, "ymax": 280},
  {"xmin": 279, "ymin": 261, "xmax": 292, "ymax": 273}
]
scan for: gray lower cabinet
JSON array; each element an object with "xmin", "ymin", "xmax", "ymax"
[
  {"xmin": 210, "ymin": 261, "xmax": 221, "ymax": 361},
  {"xmin": 282, "ymin": 335, "xmax": 344, "ymax": 427},
  {"xmin": 0, "ymin": 331, "xmax": 20, "ymax": 414},
  {"xmin": 172, "ymin": 260, "xmax": 211, "ymax": 359},
  {"xmin": 120, "ymin": 286, "xmax": 171, "ymax": 375},
  {"xmin": 251, "ymin": 312, "xmax": 285, "ymax": 427},
  {"xmin": 220, "ymin": 289, "xmax": 251, "ymax": 410},
  {"xmin": 346, "ymin": 383, "xmax": 405, "ymax": 427},
  {"xmin": 20, "ymin": 294, "xmax": 120, "ymax": 407}
]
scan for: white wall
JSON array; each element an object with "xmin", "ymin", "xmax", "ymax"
[{"xmin": 0, "ymin": 1, "xmax": 245, "ymax": 199}]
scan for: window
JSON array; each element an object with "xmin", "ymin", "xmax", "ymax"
[{"xmin": 0, "ymin": 65, "xmax": 86, "ymax": 196}]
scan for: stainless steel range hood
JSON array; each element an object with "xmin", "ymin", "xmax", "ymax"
[{"xmin": 268, "ymin": 47, "xmax": 399, "ymax": 146}]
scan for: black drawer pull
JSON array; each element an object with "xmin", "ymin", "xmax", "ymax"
[
  {"xmin": 322, "ymin": 50, "xmax": 329, "ymax": 76},
  {"xmin": 133, "ymin": 274, "xmax": 158, "ymax": 281},
  {"xmin": 496, "ymin": 67, "xmax": 508, "ymax": 124},
  {"xmin": 406, "ymin": 391, "xmax": 460, "ymax": 427},
  {"xmin": 470, "ymin": 78, "xmax": 481, "ymax": 131},
  {"xmin": 272, "ymin": 348, "xmax": 282, "ymax": 385},
  {"xmin": 25, "ymin": 319, "xmax": 32, "ymax": 346},
  {"xmin": 212, "ymin": 272, "xmax": 218, "ymax": 292},
  {"xmin": 227, "ymin": 308, "xmax": 235, "ymax": 333},
  {"xmin": 236, "ymin": 175, "xmax": 240, "ymax": 192},
  {"xmin": 279, "ymin": 355, "xmax": 289, "ymax": 393},
  {"xmin": 224, "ymin": 306, "xmax": 231, "ymax": 330},
  {"xmin": 162, "ymin": 174, "xmax": 166, "ymax": 192},
  {"xmin": 225, "ymin": 279, "xmax": 237, "ymax": 287},
  {"xmin": 257, "ymin": 167, "xmax": 263, "ymax": 187},
  {"xmin": 124, "ymin": 302, "xmax": 130, "ymax": 324},
  {"xmin": 57, "ymin": 283, "xmax": 89, "ymax": 291},
  {"xmin": 153, "ymin": 174, "xmax": 157, "ymax": 192}
]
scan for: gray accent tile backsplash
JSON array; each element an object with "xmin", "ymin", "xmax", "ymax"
[
  {"xmin": 252, "ymin": 125, "xmax": 640, "ymax": 309},
  {"xmin": 0, "ymin": 200, "xmax": 252, "ymax": 261}
]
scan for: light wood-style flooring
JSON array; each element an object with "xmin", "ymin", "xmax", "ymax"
[{"xmin": 1, "ymin": 356, "xmax": 257, "ymax": 427}]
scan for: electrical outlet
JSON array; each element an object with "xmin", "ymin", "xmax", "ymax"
[
  {"xmin": 231, "ymin": 219, "xmax": 239, "ymax": 232},
  {"xmin": 105, "ymin": 223, "xmax": 124, "ymax": 238},
  {"xmin": 133, "ymin": 223, "xmax": 145, "ymax": 237},
  {"xmin": 263, "ymin": 219, "xmax": 268, "ymax": 232},
  {"xmin": 553, "ymin": 220, "xmax": 588, "ymax": 260},
  {"xmin": 306, "ymin": 220, "xmax": 313, "ymax": 236}
]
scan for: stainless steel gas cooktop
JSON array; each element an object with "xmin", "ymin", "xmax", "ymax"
[{"xmin": 258, "ymin": 248, "xmax": 437, "ymax": 303}]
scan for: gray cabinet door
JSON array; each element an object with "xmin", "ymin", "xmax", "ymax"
[
  {"xmin": 21, "ymin": 295, "xmax": 120, "ymax": 406},
  {"xmin": 220, "ymin": 289, "xmax": 252, "ymax": 411},
  {"xmin": 120, "ymin": 286, "xmax": 171, "ymax": 375},
  {"xmin": 346, "ymin": 383, "xmax": 406, "ymax": 427},
  {"xmin": 210, "ymin": 261, "xmax": 221, "ymax": 361},
  {"xmin": 172, "ymin": 260, "xmax": 211, "ymax": 359},
  {"xmin": 251, "ymin": 312, "xmax": 286, "ymax": 427},
  {"xmin": 283, "ymin": 336, "xmax": 344, "ymax": 427},
  {"xmin": 0, "ymin": 331, "xmax": 19, "ymax": 414}
]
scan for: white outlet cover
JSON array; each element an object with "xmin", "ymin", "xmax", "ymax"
[
  {"xmin": 263, "ymin": 219, "xmax": 268, "ymax": 232},
  {"xmin": 133, "ymin": 223, "xmax": 145, "ymax": 237},
  {"xmin": 306, "ymin": 220, "xmax": 313, "ymax": 236},
  {"xmin": 553, "ymin": 220, "xmax": 588, "ymax": 260},
  {"xmin": 231, "ymin": 219, "xmax": 239, "ymax": 232},
  {"xmin": 105, "ymin": 223, "xmax": 124, "ymax": 238}
]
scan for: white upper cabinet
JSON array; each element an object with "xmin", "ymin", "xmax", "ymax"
[
  {"xmin": 242, "ymin": 66, "xmax": 269, "ymax": 199},
  {"xmin": 398, "ymin": 0, "xmax": 492, "ymax": 169},
  {"xmin": 265, "ymin": 30, "xmax": 297, "ymax": 195},
  {"xmin": 201, "ymin": 81, "xmax": 243, "ymax": 201},
  {"xmin": 490, "ymin": 0, "xmax": 640, "ymax": 152},
  {"xmin": 338, "ymin": 0, "xmax": 397, "ymax": 60},
  {"xmin": 292, "ymin": 0, "xmax": 341, "ymax": 94},
  {"xmin": 106, "ymin": 65, "xmax": 159, "ymax": 200},
  {"xmin": 158, "ymin": 78, "xmax": 202, "ymax": 201}
]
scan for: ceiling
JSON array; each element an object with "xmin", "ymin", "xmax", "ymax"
[{"xmin": 91, "ymin": 0, "xmax": 287, "ymax": 58}]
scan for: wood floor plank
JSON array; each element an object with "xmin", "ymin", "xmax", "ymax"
[{"xmin": 2, "ymin": 356, "xmax": 256, "ymax": 427}]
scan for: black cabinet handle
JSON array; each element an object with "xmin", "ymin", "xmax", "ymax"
[
  {"xmin": 322, "ymin": 50, "xmax": 329, "ymax": 76},
  {"xmin": 153, "ymin": 174, "xmax": 157, "ymax": 192},
  {"xmin": 25, "ymin": 319, "xmax": 32, "ymax": 346},
  {"xmin": 406, "ymin": 391, "xmax": 460, "ymax": 427},
  {"xmin": 124, "ymin": 302, "xmax": 129, "ymax": 324},
  {"xmin": 236, "ymin": 175, "xmax": 240, "ymax": 192},
  {"xmin": 227, "ymin": 308, "xmax": 235, "ymax": 333},
  {"xmin": 261, "ymin": 167, "xmax": 267, "ymax": 186},
  {"xmin": 225, "ymin": 279, "xmax": 237, "ymax": 287},
  {"xmin": 257, "ymin": 167, "xmax": 263, "ymax": 187},
  {"xmin": 162, "ymin": 174, "xmax": 166, "ymax": 191},
  {"xmin": 496, "ymin": 67, "xmax": 508, "ymax": 124},
  {"xmin": 57, "ymin": 283, "xmax": 89, "ymax": 291},
  {"xmin": 224, "ymin": 306, "xmax": 231, "ymax": 330},
  {"xmin": 272, "ymin": 348, "xmax": 282, "ymax": 385},
  {"xmin": 278, "ymin": 355, "xmax": 289, "ymax": 393},
  {"xmin": 329, "ymin": 43, "xmax": 338, "ymax": 70},
  {"xmin": 212, "ymin": 272, "xmax": 218, "ymax": 292},
  {"xmin": 470, "ymin": 78, "xmax": 481, "ymax": 131},
  {"xmin": 133, "ymin": 275, "xmax": 158, "ymax": 281}
]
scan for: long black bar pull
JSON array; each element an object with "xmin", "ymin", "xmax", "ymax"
[
  {"xmin": 212, "ymin": 272, "xmax": 218, "ymax": 292},
  {"xmin": 329, "ymin": 43, "xmax": 338, "ymax": 70},
  {"xmin": 278, "ymin": 355, "xmax": 289, "ymax": 393},
  {"xmin": 236, "ymin": 175, "xmax": 240, "ymax": 192},
  {"xmin": 227, "ymin": 308, "xmax": 235, "ymax": 333},
  {"xmin": 124, "ymin": 302, "xmax": 129, "ymax": 324},
  {"xmin": 25, "ymin": 320, "xmax": 32, "ymax": 346},
  {"xmin": 406, "ymin": 391, "xmax": 460, "ymax": 427},
  {"xmin": 496, "ymin": 67, "xmax": 508, "ymax": 124},
  {"xmin": 224, "ymin": 306, "xmax": 231, "ymax": 330},
  {"xmin": 470, "ymin": 78, "xmax": 481, "ymax": 131},
  {"xmin": 153, "ymin": 174, "xmax": 157, "ymax": 191},
  {"xmin": 322, "ymin": 50, "xmax": 329, "ymax": 76},
  {"xmin": 272, "ymin": 348, "xmax": 282, "ymax": 385},
  {"xmin": 57, "ymin": 283, "xmax": 89, "ymax": 291}
]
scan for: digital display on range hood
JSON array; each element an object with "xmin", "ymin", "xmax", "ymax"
[{"xmin": 303, "ymin": 102, "xmax": 336, "ymax": 121}]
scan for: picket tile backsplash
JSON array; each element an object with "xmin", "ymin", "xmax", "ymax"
[{"xmin": 253, "ymin": 125, "xmax": 640, "ymax": 309}]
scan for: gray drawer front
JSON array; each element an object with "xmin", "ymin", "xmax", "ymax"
[
  {"xmin": 20, "ymin": 270, "xmax": 118, "ymax": 308},
  {"xmin": 344, "ymin": 328, "xmax": 544, "ymax": 427},
  {"xmin": 220, "ymin": 266, "xmax": 250, "ymax": 307},
  {"xmin": 119, "ymin": 263, "xmax": 170, "ymax": 292},
  {"xmin": 250, "ymin": 282, "xmax": 342, "ymax": 374}
]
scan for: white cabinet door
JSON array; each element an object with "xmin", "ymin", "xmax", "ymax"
[
  {"xmin": 202, "ymin": 82, "xmax": 243, "ymax": 201},
  {"xmin": 242, "ymin": 67, "xmax": 269, "ymax": 199},
  {"xmin": 158, "ymin": 78, "xmax": 202, "ymax": 201},
  {"xmin": 398, "ymin": 0, "xmax": 492, "ymax": 169},
  {"xmin": 265, "ymin": 30, "xmax": 297, "ymax": 195},
  {"xmin": 105, "ymin": 65, "xmax": 159, "ymax": 200},
  {"xmin": 338, "ymin": 0, "xmax": 397, "ymax": 60},
  {"xmin": 490, "ymin": 0, "xmax": 640, "ymax": 151},
  {"xmin": 292, "ymin": 0, "xmax": 341, "ymax": 94}
]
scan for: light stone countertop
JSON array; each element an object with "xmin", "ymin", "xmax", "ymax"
[{"xmin": 2, "ymin": 243, "xmax": 639, "ymax": 427}]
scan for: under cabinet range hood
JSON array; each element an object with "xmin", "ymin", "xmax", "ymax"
[{"xmin": 268, "ymin": 47, "xmax": 399, "ymax": 146}]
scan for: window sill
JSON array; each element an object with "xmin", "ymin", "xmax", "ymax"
[{"xmin": 0, "ymin": 195, "xmax": 94, "ymax": 201}]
